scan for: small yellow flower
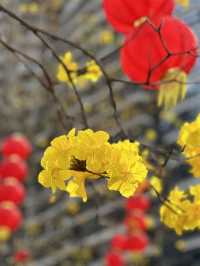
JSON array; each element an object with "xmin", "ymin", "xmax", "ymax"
[
  {"xmin": 99, "ymin": 30, "xmax": 114, "ymax": 45},
  {"xmin": 177, "ymin": 114, "xmax": 200, "ymax": 177},
  {"xmin": 150, "ymin": 176, "xmax": 163, "ymax": 196},
  {"xmin": 176, "ymin": 0, "xmax": 190, "ymax": 9},
  {"xmin": 57, "ymin": 52, "xmax": 78, "ymax": 84},
  {"xmin": 84, "ymin": 61, "xmax": 102, "ymax": 83}
]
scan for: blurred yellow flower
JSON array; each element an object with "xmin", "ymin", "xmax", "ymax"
[
  {"xmin": 84, "ymin": 61, "xmax": 102, "ymax": 83},
  {"xmin": 150, "ymin": 176, "xmax": 163, "ymax": 196},
  {"xmin": 99, "ymin": 30, "xmax": 114, "ymax": 45},
  {"xmin": 57, "ymin": 52, "xmax": 78, "ymax": 84},
  {"xmin": 176, "ymin": 0, "xmax": 190, "ymax": 9},
  {"xmin": 160, "ymin": 185, "xmax": 200, "ymax": 235},
  {"xmin": 19, "ymin": 3, "xmax": 39, "ymax": 14},
  {"xmin": 177, "ymin": 114, "xmax": 200, "ymax": 177}
]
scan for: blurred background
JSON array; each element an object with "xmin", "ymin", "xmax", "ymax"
[{"xmin": 1, "ymin": 0, "xmax": 200, "ymax": 265}]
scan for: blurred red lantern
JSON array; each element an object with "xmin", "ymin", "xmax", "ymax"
[
  {"xmin": 124, "ymin": 213, "xmax": 148, "ymax": 231},
  {"xmin": 103, "ymin": 0, "xmax": 175, "ymax": 34},
  {"xmin": 0, "ymin": 202, "xmax": 22, "ymax": 234},
  {"xmin": 126, "ymin": 232, "xmax": 149, "ymax": 252},
  {"xmin": 14, "ymin": 249, "xmax": 30, "ymax": 263},
  {"xmin": 111, "ymin": 234, "xmax": 128, "ymax": 250},
  {"xmin": 126, "ymin": 195, "xmax": 150, "ymax": 213},
  {"xmin": 0, "ymin": 178, "xmax": 26, "ymax": 205},
  {"xmin": 1, "ymin": 134, "xmax": 32, "ymax": 160},
  {"xmin": 121, "ymin": 16, "xmax": 198, "ymax": 87},
  {"xmin": 0, "ymin": 156, "xmax": 28, "ymax": 182},
  {"xmin": 106, "ymin": 251, "xmax": 125, "ymax": 266}
]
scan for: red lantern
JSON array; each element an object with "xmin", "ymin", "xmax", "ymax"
[
  {"xmin": 0, "ymin": 156, "xmax": 28, "ymax": 182},
  {"xmin": 0, "ymin": 178, "xmax": 26, "ymax": 205},
  {"xmin": 121, "ymin": 16, "xmax": 198, "ymax": 87},
  {"xmin": 1, "ymin": 134, "xmax": 32, "ymax": 160},
  {"xmin": 124, "ymin": 213, "xmax": 148, "ymax": 231},
  {"xmin": 0, "ymin": 202, "xmax": 22, "ymax": 233},
  {"xmin": 106, "ymin": 251, "xmax": 125, "ymax": 266},
  {"xmin": 103, "ymin": 0, "xmax": 175, "ymax": 34},
  {"xmin": 111, "ymin": 234, "xmax": 128, "ymax": 250},
  {"xmin": 126, "ymin": 232, "xmax": 149, "ymax": 252},
  {"xmin": 14, "ymin": 249, "xmax": 30, "ymax": 263},
  {"xmin": 126, "ymin": 195, "xmax": 150, "ymax": 213}
]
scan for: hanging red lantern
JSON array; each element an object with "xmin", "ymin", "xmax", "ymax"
[
  {"xmin": 124, "ymin": 213, "xmax": 148, "ymax": 231},
  {"xmin": 121, "ymin": 16, "xmax": 198, "ymax": 107},
  {"xmin": 0, "ymin": 202, "xmax": 22, "ymax": 240},
  {"xmin": 0, "ymin": 178, "xmax": 26, "ymax": 205},
  {"xmin": 14, "ymin": 249, "xmax": 30, "ymax": 263},
  {"xmin": 126, "ymin": 232, "xmax": 149, "ymax": 252},
  {"xmin": 0, "ymin": 156, "xmax": 28, "ymax": 182},
  {"xmin": 1, "ymin": 134, "xmax": 32, "ymax": 160},
  {"xmin": 126, "ymin": 195, "xmax": 150, "ymax": 213},
  {"xmin": 111, "ymin": 234, "xmax": 128, "ymax": 250},
  {"xmin": 105, "ymin": 251, "xmax": 125, "ymax": 266},
  {"xmin": 103, "ymin": 0, "xmax": 175, "ymax": 34}
]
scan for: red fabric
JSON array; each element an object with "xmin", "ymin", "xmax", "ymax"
[
  {"xmin": 126, "ymin": 232, "xmax": 149, "ymax": 251},
  {"xmin": 0, "ymin": 156, "xmax": 28, "ymax": 182},
  {"xmin": 1, "ymin": 135, "xmax": 32, "ymax": 160},
  {"xmin": 111, "ymin": 234, "xmax": 128, "ymax": 250},
  {"xmin": 106, "ymin": 251, "xmax": 125, "ymax": 266},
  {"xmin": 0, "ymin": 203, "xmax": 22, "ymax": 231},
  {"xmin": 0, "ymin": 179, "xmax": 26, "ymax": 205},
  {"xmin": 126, "ymin": 195, "xmax": 150, "ymax": 212},
  {"xmin": 121, "ymin": 16, "xmax": 198, "ymax": 88},
  {"xmin": 103, "ymin": 0, "xmax": 174, "ymax": 34}
]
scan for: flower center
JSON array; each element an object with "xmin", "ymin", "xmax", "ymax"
[{"xmin": 70, "ymin": 157, "xmax": 87, "ymax": 172}]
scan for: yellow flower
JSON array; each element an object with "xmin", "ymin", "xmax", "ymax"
[
  {"xmin": 177, "ymin": 114, "xmax": 200, "ymax": 177},
  {"xmin": 83, "ymin": 61, "xmax": 102, "ymax": 83},
  {"xmin": 160, "ymin": 185, "xmax": 200, "ymax": 235},
  {"xmin": 38, "ymin": 129, "xmax": 148, "ymax": 201},
  {"xmin": 57, "ymin": 52, "xmax": 78, "ymax": 84},
  {"xmin": 150, "ymin": 176, "xmax": 162, "ymax": 196},
  {"xmin": 19, "ymin": 3, "xmax": 39, "ymax": 14},
  {"xmin": 176, "ymin": 0, "xmax": 190, "ymax": 9},
  {"xmin": 38, "ymin": 129, "xmax": 109, "ymax": 201},
  {"xmin": 106, "ymin": 140, "xmax": 148, "ymax": 198},
  {"xmin": 99, "ymin": 30, "xmax": 114, "ymax": 45}
]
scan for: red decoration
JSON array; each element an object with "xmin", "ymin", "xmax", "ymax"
[
  {"xmin": 126, "ymin": 232, "xmax": 149, "ymax": 252},
  {"xmin": 126, "ymin": 195, "xmax": 150, "ymax": 213},
  {"xmin": 106, "ymin": 251, "xmax": 125, "ymax": 266},
  {"xmin": 111, "ymin": 234, "xmax": 128, "ymax": 250},
  {"xmin": 121, "ymin": 16, "xmax": 198, "ymax": 87},
  {"xmin": 124, "ymin": 213, "xmax": 148, "ymax": 231},
  {"xmin": 0, "ymin": 178, "xmax": 26, "ymax": 205},
  {"xmin": 0, "ymin": 202, "xmax": 22, "ymax": 232},
  {"xmin": 14, "ymin": 249, "xmax": 30, "ymax": 263},
  {"xmin": 1, "ymin": 134, "xmax": 32, "ymax": 160},
  {"xmin": 0, "ymin": 156, "xmax": 28, "ymax": 182},
  {"xmin": 103, "ymin": 0, "xmax": 175, "ymax": 34}
]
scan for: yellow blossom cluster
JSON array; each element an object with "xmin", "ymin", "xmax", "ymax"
[
  {"xmin": 177, "ymin": 114, "xmax": 200, "ymax": 177},
  {"xmin": 38, "ymin": 129, "xmax": 148, "ymax": 202},
  {"xmin": 19, "ymin": 3, "xmax": 39, "ymax": 14},
  {"xmin": 57, "ymin": 52, "xmax": 102, "ymax": 86},
  {"xmin": 176, "ymin": 0, "xmax": 190, "ymax": 9},
  {"xmin": 160, "ymin": 185, "xmax": 200, "ymax": 235}
]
